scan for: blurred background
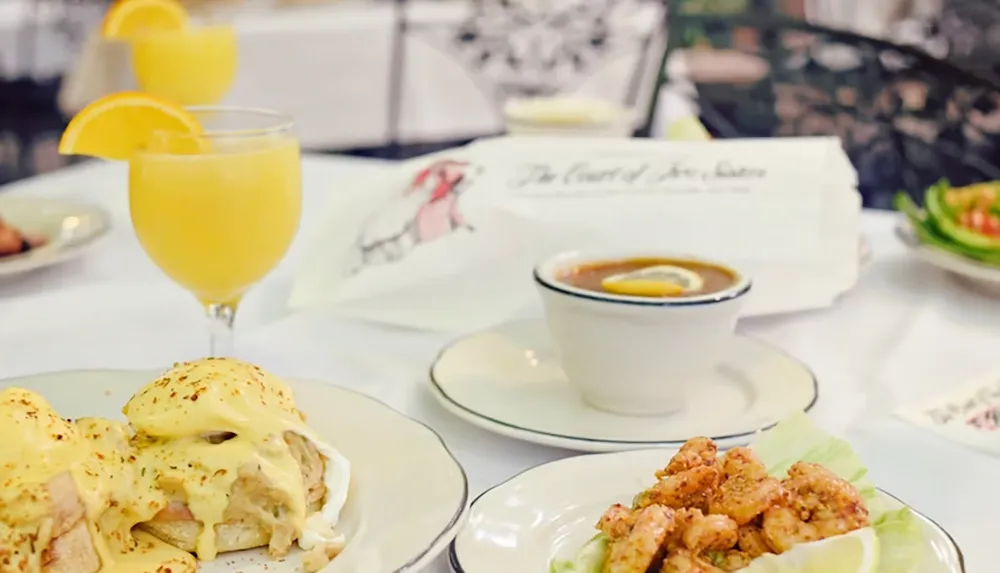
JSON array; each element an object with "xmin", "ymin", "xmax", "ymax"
[{"xmin": 3, "ymin": 0, "xmax": 1000, "ymax": 208}]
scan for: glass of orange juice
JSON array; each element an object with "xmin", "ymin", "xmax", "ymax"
[
  {"xmin": 130, "ymin": 25, "xmax": 238, "ymax": 105},
  {"xmin": 129, "ymin": 107, "xmax": 301, "ymax": 356}
]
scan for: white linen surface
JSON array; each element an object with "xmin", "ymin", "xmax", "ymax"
[{"xmin": 0, "ymin": 155, "xmax": 995, "ymax": 572}]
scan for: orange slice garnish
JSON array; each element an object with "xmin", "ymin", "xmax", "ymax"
[
  {"xmin": 58, "ymin": 92, "xmax": 203, "ymax": 160},
  {"xmin": 101, "ymin": 0, "xmax": 189, "ymax": 38}
]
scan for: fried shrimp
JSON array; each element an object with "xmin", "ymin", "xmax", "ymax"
[
  {"xmin": 657, "ymin": 438, "xmax": 719, "ymax": 478},
  {"xmin": 761, "ymin": 462, "xmax": 870, "ymax": 553},
  {"xmin": 681, "ymin": 513, "xmax": 738, "ymax": 552},
  {"xmin": 660, "ymin": 550, "xmax": 725, "ymax": 573},
  {"xmin": 662, "ymin": 508, "xmax": 700, "ymax": 552},
  {"xmin": 635, "ymin": 466, "xmax": 721, "ymax": 511},
  {"xmin": 604, "ymin": 505, "xmax": 676, "ymax": 573},
  {"xmin": 720, "ymin": 447, "xmax": 768, "ymax": 481},
  {"xmin": 736, "ymin": 523, "xmax": 771, "ymax": 558},
  {"xmin": 710, "ymin": 550, "xmax": 755, "ymax": 572},
  {"xmin": 786, "ymin": 462, "xmax": 870, "ymax": 531},
  {"xmin": 597, "ymin": 504, "xmax": 637, "ymax": 540},
  {"xmin": 708, "ymin": 448, "xmax": 788, "ymax": 525},
  {"xmin": 760, "ymin": 506, "xmax": 821, "ymax": 552},
  {"xmin": 581, "ymin": 437, "xmax": 871, "ymax": 573}
]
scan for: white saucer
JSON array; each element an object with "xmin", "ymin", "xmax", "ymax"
[{"xmin": 428, "ymin": 319, "xmax": 818, "ymax": 452}]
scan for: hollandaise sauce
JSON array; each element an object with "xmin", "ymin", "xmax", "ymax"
[
  {"xmin": 0, "ymin": 359, "xmax": 350, "ymax": 573},
  {"xmin": 0, "ymin": 388, "xmax": 110, "ymax": 573},
  {"xmin": 73, "ymin": 417, "xmax": 195, "ymax": 573},
  {"xmin": 121, "ymin": 358, "xmax": 350, "ymax": 561}
]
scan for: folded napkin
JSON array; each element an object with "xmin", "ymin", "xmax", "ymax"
[
  {"xmin": 896, "ymin": 370, "xmax": 1000, "ymax": 457},
  {"xmin": 289, "ymin": 136, "xmax": 861, "ymax": 332},
  {"xmin": 875, "ymin": 280, "xmax": 1000, "ymax": 456}
]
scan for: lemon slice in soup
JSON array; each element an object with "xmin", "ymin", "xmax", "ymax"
[{"xmin": 601, "ymin": 265, "xmax": 705, "ymax": 298}]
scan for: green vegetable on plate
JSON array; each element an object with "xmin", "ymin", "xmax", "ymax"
[{"xmin": 895, "ymin": 179, "xmax": 1000, "ymax": 266}]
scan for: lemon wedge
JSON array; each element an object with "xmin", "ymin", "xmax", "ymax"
[
  {"xmin": 737, "ymin": 528, "xmax": 879, "ymax": 573},
  {"xmin": 601, "ymin": 279, "xmax": 686, "ymax": 297},
  {"xmin": 601, "ymin": 265, "xmax": 705, "ymax": 297}
]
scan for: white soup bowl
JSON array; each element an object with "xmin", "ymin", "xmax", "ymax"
[{"xmin": 534, "ymin": 250, "xmax": 751, "ymax": 416}]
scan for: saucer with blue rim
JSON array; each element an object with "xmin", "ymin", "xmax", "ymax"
[{"xmin": 428, "ymin": 319, "xmax": 818, "ymax": 452}]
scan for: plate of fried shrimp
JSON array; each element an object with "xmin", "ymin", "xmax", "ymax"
[{"xmin": 450, "ymin": 413, "xmax": 963, "ymax": 573}]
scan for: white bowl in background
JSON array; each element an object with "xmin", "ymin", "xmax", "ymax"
[{"xmin": 504, "ymin": 97, "xmax": 635, "ymax": 138}]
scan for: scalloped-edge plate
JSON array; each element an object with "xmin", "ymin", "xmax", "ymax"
[
  {"xmin": 0, "ymin": 369, "xmax": 469, "ymax": 573},
  {"xmin": 451, "ymin": 449, "xmax": 963, "ymax": 573}
]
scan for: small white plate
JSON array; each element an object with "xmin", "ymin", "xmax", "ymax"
[
  {"xmin": 896, "ymin": 219, "xmax": 1000, "ymax": 297},
  {"xmin": 0, "ymin": 369, "xmax": 469, "ymax": 573},
  {"xmin": 428, "ymin": 320, "xmax": 817, "ymax": 452},
  {"xmin": 450, "ymin": 449, "xmax": 965, "ymax": 573},
  {"xmin": 0, "ymin": 196, "xmax": 111, "ymax": 276}
]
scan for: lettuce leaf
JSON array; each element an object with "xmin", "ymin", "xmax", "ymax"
[
  {"xmin": 552, "ymin": 412, "xmax": 924, "ymax": 573},
  {"xmin": 753, "ymin": 411, "xmax": 878, "ymax": 502},
  {"xmin": 549, "ymin": 533, "xmax": 608, "ymax": 573},
  {"xmin": 754, "ymin": 412, "xmax": 925, "ymax": 573},
  {"xmin": 870, "ymin": 507, "xmax": 924, "ymax": 573}
]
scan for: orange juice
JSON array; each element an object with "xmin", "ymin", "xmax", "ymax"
[
  {"xmin": 129, "ymin": 136, "xmax": 301, "ymax": 305},
  {"xmin": 131, "ymin": 26, "xmax": 237, "ymax": 105}
]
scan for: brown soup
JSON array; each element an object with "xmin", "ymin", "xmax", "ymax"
[{"xmin": 558, "ymin": 257, "xmax": 736, "ymax": 298}]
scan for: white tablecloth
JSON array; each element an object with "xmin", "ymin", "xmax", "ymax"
[{"xmin": 0, "ymin": 155, "xmax": 996, "ymax": 573}]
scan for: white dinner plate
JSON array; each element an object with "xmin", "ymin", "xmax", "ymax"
[
  {"xmin": 0, "ymin": 196, "xmax": 111, "ymax": 276},
  {"xmin": 895, "ymin": 219, "xmax": 1000, "ymax": 296},
  {"xmin": 429, "ymin": 320, "xmax": 818, "ymax": 452},
  {"xmin": 450, "ymin": 449, "xmax": 965, "ymax": 573},
  {"xmin": 0, "ymin": 369, "xmax": 469, "ymax": 573}
]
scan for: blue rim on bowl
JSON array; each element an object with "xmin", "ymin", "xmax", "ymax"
[{"xmin": 533, "ymin": 251, "xmax": 753, "ymax": 307}]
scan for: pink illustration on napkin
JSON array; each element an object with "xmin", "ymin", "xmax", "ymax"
[
  {"xmin": 966, "ymin": 406, "xmax": 1000, "ymax": 431},
  {"xmin": 409, "ymin": 160, "xmax": 469, "ymax": 244},
  {"xmin": 920, "ymin": 377, "xmax": 1000, "ymax": 429},
  {"xmin": 355, "ymin": 160, "xmax": 475, "ymax": 268},
  {"xmin": 896, "ymin": 372, "xmax": 1000, "ymax": 455}
]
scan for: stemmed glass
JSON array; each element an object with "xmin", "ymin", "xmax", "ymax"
[
  {"xmin": 128, "ymin": 107, "xmax": 302, "ymax": 356},
  {"xmin": 130, "ymin": 25, "xmax": 238, "ymax": 106}
]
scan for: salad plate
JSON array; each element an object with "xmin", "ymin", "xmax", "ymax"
[
  {"xmin": 0, "ymin": 196, "xmax": 111, "ymax": 277},
  {"xmin": 0, "ymin": 369, "xmax": 470, "ymax": 573},
  {"xmin": 896, "ymin": 181, "xmax": 1000, "ymax": 296},
  {"xmin": 450, "ymin": 414, "xmax": 963, "ymax": 573},
  {"xmin": 429, "ymin": 319, "xmax": 818, "ymax": 452},
  {"xmin": 896, "ymin": 220, "xmax": 1000, "ymax": 296}
]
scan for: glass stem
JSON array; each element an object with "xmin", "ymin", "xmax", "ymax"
[{"xmin": 206, "ymin": 304, "xmax": 236, "ymax": 357}]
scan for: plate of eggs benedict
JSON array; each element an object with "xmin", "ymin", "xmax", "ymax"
[{"xmin": 0, "ymin": 358, "xmax": 468, "ymax": 573}]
